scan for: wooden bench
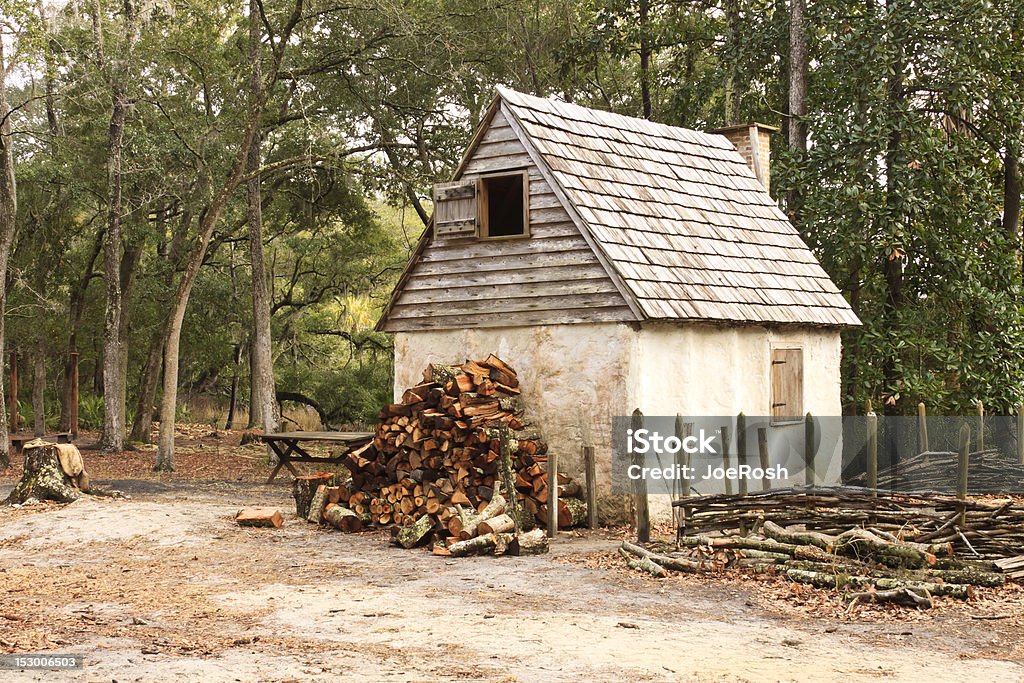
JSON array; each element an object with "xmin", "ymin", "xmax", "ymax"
[
  {"xmin": 261, "ymin": 431, "xmax": 373, "ymax": 483},
  {"xmin": 10, "ymin": 432, "xmax": 72, "ymax": 453}
]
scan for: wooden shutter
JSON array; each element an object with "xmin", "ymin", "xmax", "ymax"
[
  {"xmin": 433, "ymin": 180, "xmax": 478, "ymax": 238},
  {"xmin": 771, "ymin": 348, "xmax": 803, "ymax": 423}
]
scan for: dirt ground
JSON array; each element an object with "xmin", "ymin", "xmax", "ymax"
[{"xmin": 2, "ymin": 428, "xmax": 1024, "ymax": 682}]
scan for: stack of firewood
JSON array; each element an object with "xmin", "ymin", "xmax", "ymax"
[{"xmin": 296, "ymin": 356, "xmax": 586, "ymax": 555}]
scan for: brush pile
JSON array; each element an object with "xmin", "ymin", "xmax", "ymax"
[
  {"xmin": 298, "ymin": 356, "xmax": 586, "ymax": 556},
  {"xmin": 849, "ymin": 449, "xmax": 1024, "ymax": 494},
  {"xmin": 619, "ymin": 486, "xmax": 1024, "ymax": 608}
]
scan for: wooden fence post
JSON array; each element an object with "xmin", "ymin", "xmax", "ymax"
[
  {"xmin": 547, "ymin": 448, "xmax": 559, "ymax": 539},
  {"xmin": 957, "ymin": 424, "xmax": 970, "ymax": 526},
  {"xmin": 736, "ymin": 413, "xmax": 747, "ymax": 498},
  {"xmin": 867, "ymin": 411, "xmax": 878, "ymax": 496},
  {"xmin": 804, "ymin": 412, "xmax": 816, "ymax": 487},
  {"xmin": 673, "ymin": 414, "xmax": 686, "ymax": 529},
  {"xmin": 1018, "ymin": 404, "xmax": 1024, "ymax": 466},
  {"xmin": 69, "ymin": 352, "xmax": 79, "ymax": 440},
  {"xmin": 583, "ymin": 446, "xmax": 597, "ymax": 530},
  {"xmin": 9, "ymin": 349, "xmax": 18, "ymax": 434},
  {"xmin": 757, "ymin": 427, "xmax": 770, "ymax": 492},
  {"xmin": 976, "ymin": 400, "xmax": 985, "ymax": 452},
  {"xmin": 719, "ymin": 425, "xmax": 732, "ymax": 495},
  {"xmin": 631, "ymin": 409, "xmax": 650, "ymax": 543},
  {"xmin": 917, "ymin": 402, "xmax": 929, "ymax": 454}
]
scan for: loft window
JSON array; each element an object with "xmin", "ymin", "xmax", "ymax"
[
  {"xmin": 480, "ymin": 172, "xmax": 528, "ymax": 239},
  {"xmin": 770, "ymin": 348, "xmax": 803, "ymax": 424}
]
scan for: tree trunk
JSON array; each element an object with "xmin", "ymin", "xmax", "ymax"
[
  {"xmin": 155, "ymin": 0, "xmax": 301, "ymax": 472},
  {"xmin": 1004, "ymin": 142, "xmax": 1021, "ymax": 268},
  {"xmin": 3, "ymin": 442, "xmax": 81, "ymax": 505},
  {"xmin": 787, "ymin": 0, "xmax": 808, "ymax": 216},
  {"xmin": 247, "ymin": 0, "xmax": 278, "ymax": 438},
  {"xmin": 129, "ymin": 323, "xmax": 165, "ymax": 443},
  {"xmin": 98, "ymin": 85, "xmax": 129, "ymax": 453},
  {"xmin": 33, "ymin": 346, "xmax": 44, "ymax": 437},
  {"xmin": 61, "ymin": 228, "xmax": 102, "ymax": 431},
  {"xmin": 723, "ymin": 0, "xmax": 740, "ymax": 124},
  {"xmin": 638, "ymin": 0, "xmax": 652, "ymax": 120},
  {"xmin": 0, "ymin": 38, "xmax": 18, "ymax": 467},
  {"xmin": 225, "ymin": 343, "xmax": 241, "ymax": 430}
]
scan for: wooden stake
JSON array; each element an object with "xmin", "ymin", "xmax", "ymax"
[
  {"xmin": 584, "ymin": 445, "xmax": 597, "ymax": 530},
  {"xmin": 69, "ymin": 352, "xmax": 79, "ymax": 440},
  {"xmin": 1018, "ymin": 404, "xmax": 1024, "ymax": 466},
  {"xmin": 757, "ymin": 427, "xmax": 770, "ymax": 492},
  {"xmin": 547, "ymin": 448, "xmax": 558, "ymax": 539},
  {"xmin": 976, "ymin": 400, "xmax": 985, "ymax": 453},
  {"xmin": 804, "ymin": 413, "xmax": 816, "ymax": 487},
  {"xmin": 917, "ymin": 402, "xmax": 928, "ymax": 454},
  {"xmin": 957, "ymin": 424, "xmax": 970, "ymax": 526},
  {"xmin": 865, "ymin": 398, "xmax": 873, "ymax": 415},
  {"xmin": 736, "ymin": 413, "xmax": 747, "ymax": 497},
  {"xmin": 9, "ymin": 349, "xmax": 18, "ymax": 434},
  {"xmin": 631, "ymin": 408, "xmax": 649, "ymax": 543},
  {"xmin": 867, "ymin": 411, "xmax": 878, "ymax": 496},
  {"xmin": 719, "ymin": 425, "xmax": 732, "ymax": 495}
]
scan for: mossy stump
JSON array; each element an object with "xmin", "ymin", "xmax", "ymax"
[{"xmin": 4, "ymin": 442, "xmax": 81, "ymax": 505}]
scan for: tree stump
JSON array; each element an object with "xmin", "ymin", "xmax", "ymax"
[{"xmin": 4, "ymin": 442, "xmax": 81, "ymax": 505}]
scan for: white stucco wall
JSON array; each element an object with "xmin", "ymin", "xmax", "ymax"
[
  {"xmin": 393, "ymin": 323, "xmax": 637, "ymax": 504},
  {"xmin": 634, "ymin": 322, "xmax": 844, "ymax": 495},
  {"xmin": 393, "ymin": 321, "xmax": 845, "ymax": 522}
]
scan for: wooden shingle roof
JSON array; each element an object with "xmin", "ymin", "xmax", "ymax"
[{"xmin": 496, "ymin": 87, "xmax": 860, "ymax": 327}]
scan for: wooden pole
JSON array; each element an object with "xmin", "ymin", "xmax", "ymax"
[
  {"xmin": 867, "ymin": 411, "xmax": 878, "ymax": 496},
  {"xmin": 673, "ymin": 414, "xmax": 685, "ymax": 529},
  {"xmin": 736, "ymin": 413, "xmax": 747, "ymax": 497},
  {"xmin": 757, "ymin": 427, "xmax": 770, "ymax": 492},
  {"xmin": 69, "ymin": 352, "xmax": 79, "ymax": 440},
  {"xmin": 976, "ymin": 400, "xmax": 985, "ymax": 452},
  {"xmin": 547, "ymin": 448, "xmax": 558, "ymax": 538},
  {"xmin": 865, "ymin": 398, "xmax": 873, "ymax": 415},
  {"xmin": 957, "ymin": 424, "xmax": 970, "ymax": 526},
  {"xmin": 917, "ymin": 402, "xmax": 929, "ymax": 454},
  {"xmin": 631, "ymin": 409, "xmax": 649, "ymax": 543},
  {"xmin": 9, "ymin": 349, "xmax": 18, "ymax": 435},
  {"xmin": 583, "ymin": 445, "xmax": 597, "ymax": 530},
  {"xmin": 804, "ymin": 412, "xmax": 815, "ymax": 487},
  {"xmin": 1018, "ymin": 404, "xmax": 1024, "ymax": 466},
  {"xmin": 719, "ymin": 425, "xmax": 732, "ymax": 495}
]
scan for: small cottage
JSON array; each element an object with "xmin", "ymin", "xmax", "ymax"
[{"xmin": 377, "ymin": 87, "xmax": 859, "ymax": 513}]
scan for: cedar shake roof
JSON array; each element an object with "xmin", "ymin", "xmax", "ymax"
[{"xmin": 494, "ymin": 87, "xmax": 860, "ymax": 327}]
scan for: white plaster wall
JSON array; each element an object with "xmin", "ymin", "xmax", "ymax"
[
  {"xmin": 393, "ymin": 323, "xmax": 638, "ymax": 500},
  {"xmin": 635, "ymin": 322, "xmax": 844, "ymax": 499}
]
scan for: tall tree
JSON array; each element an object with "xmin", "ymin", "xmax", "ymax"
[
  {"xmin": 0, "ymin": 33, "xmax": 19, "ymax": 466},
  {"xmin": 247, "ymin": 0, "xmax": 278, "ymax": 437},
  {"xmin": 93, "ymin": 0, "xmax": 141, "ymax": 452}
]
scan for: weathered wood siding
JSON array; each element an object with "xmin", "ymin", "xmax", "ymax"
[{"xmin": 382, "ymin": 105, "xmax": 634, "ymax": 332}]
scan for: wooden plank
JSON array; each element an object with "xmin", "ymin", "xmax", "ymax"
[
  {"xmin": 419, "ymin": 235, "xmax": 590, "ymax": 264},
  {"xmin": 381, "ymin": 305, "xmax": 636, "ymax": 331},
  {"xmin": 390, "ymin": 291, "xmax": 627, "ymax": 318},
  {"xmin": 396, "ymin": 277, "xmax": 620, "ymax": 305},
  {"xmin": 408, "ymin": 248, "xmax": 601, "ymax": 276},
  {"xmin": 402, "ymin": 262, "xmax": 610, "ymax": 290}
]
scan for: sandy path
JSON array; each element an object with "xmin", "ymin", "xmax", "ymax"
[{"xmin": 0, "ymin": 482, "xmax": 1022, "ymax": 682}]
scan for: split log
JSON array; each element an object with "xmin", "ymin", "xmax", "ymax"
[
  {"xmin": 397, "ymin": 514, "xmax": 435, "ymax": 549},
  {"xmin": 236, "ymin": 508, "xmax": 284, "ymax": 528},
  {"xmin": 479, "ymin": 513, "xmax": 515, "ymax": 535},
  {"xmin": 508, "ymin": 529, "xmax": 549, "ymax": 556},
  {"xmin": 324, "ymin": 504, "xmax": 363, "ymax": 532},
  {"xmin": 539, "ymin": 497, "xmax": 587, "ymax": 530},
  {"xmin": 306, "ymin": 485, "xmax": 330, "ymax": 524},
  {"xmin": 4, "ymin": 442, "xmax": 81, "ymax": 504},
  {"xmin": 293, "ymin": 473, "xmax": 335, "ymax": 518}
]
